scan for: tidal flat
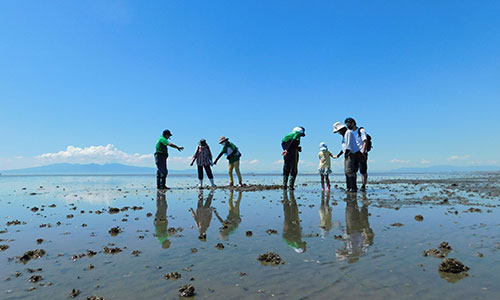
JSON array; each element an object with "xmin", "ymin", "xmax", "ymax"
[{"xmin": 0, "ymin": 173, "xmax": 499, "ymax": 299}]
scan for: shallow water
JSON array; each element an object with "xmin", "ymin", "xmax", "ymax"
[{"xmin": 0, "ymin": 174, "xmax": 499, "ymax": 299}]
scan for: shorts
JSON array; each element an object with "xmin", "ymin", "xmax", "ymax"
[{"xmin": 318, "ymin": 167, "xmax": 332, "ymax": 175}]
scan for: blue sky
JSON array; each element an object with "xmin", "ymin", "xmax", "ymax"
[{"xmin": 1, "ymin": 0, "xmax": 499, "ymax": 172}]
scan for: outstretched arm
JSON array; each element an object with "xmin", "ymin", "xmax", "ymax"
[
  {"xmin": 214, "ymin": 152, "xmax": 223, "ymax": 165},
  {"xmin": 168, "ymin": 143, "xmax": 184, "ymax": 151}
]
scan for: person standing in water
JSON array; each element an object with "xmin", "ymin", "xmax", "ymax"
[
  {"xmin": 155, "ymin": 129, "xmax": 184, "ymax": 190},
  {"xmin": 343, "ymin": 118, "xmax": 366, "ymax": 193},
  {"xmin": 346, "ymin": 117, "xmax": 370, "ymax": 191},
  {"xmin": 214, "ymin": 136, "xmax": 243, "ymax": 187},
  {"xmin": 318, "ymin": 142, "xmax": 334, "ymax": 191},
  {"xmin": 281, "ymin": 126, "xmax": 306, "ymax": 190},
  {"xmin": 190, "ymin": 139, "xmax": 216, "ymax": 188}
]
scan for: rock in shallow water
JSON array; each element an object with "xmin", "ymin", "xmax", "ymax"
[
  {"xmin": 439, "ymin": 258, "xmax": 469, "ymax": 274},
  {"xmin": 178, "ymin": 284, "xmax": 195, "ymax": 297},
  {"xmin": 258, "ymin": 251, "xmax": 285, "ymax": 265}
]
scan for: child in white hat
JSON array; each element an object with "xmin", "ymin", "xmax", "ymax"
[{"xmin": 318, "ymin": 142, "xmax": 333, "ymax": 191}]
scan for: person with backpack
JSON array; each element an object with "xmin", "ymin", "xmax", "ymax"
[
  {"xmin": 348, "ymin": 118, "xmax": 371, "ymax": 191},
  {"xmin": 281, "ymin": 126, "xmax": 306, "ymax": 190},
  {"xmin": 343, "ymin": 117, "xmax": 369, "ymax": 192},
  {"xmin": 190, "ymin": 139, "xmax": 216, "ymax": 188},
  {"xmin": 155, "ymin": 129, "xmax": 184, "ymax": 190},
  {"xmin": 214, "ymin": 136, "xmax": 243, "ymax": 187}
]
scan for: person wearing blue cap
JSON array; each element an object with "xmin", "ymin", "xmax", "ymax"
[{"xmin": 155, "ymin": 129, "xmax": 184, "ymax": 189}]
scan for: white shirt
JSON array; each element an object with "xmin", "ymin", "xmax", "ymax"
[
  {"xmin": 344, "ymin": 129, "xmax": 361, "ymax": 153},
  {"xmin": 354, "ymin": 128, "xmax": 367, "ymax": 153}
]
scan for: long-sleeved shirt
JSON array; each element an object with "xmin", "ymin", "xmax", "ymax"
[{"xmin": 344, "ymin": 129, "xmax": 361, "ymax": 153}]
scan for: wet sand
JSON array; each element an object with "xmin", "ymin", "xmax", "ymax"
[{"xmin": 0, "ymin": 173, "xmax": 499, "ymax": 299}]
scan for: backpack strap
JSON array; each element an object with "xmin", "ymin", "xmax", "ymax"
[{"xmin": 358, "ymin": 127, "xmax": 364, "ymax": 137}]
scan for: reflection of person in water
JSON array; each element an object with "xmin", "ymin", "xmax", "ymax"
[
  {"xmin": 216, "ymin": 190, "xmax": 243, "ymax": 240},
  {"xmin": 190, "ymin": 189, "xmax": 214, "ymax": 241},
  {"xmin": 336, "ymin": 192, "xmax": 374, "ymax": 263},
  {"xmin": 154, "ymin": 191, "xmax": 171, "ymax": 249},
  {"xmin": 282, "ymin": 190, "xmax": 306, "ymax": 253},
  {"xmin": 319, "ymin": 191, "xmax": 333, "ymax": 238}
]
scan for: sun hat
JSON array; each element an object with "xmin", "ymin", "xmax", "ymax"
[
  {"xmin": 292, "ymin": 126, "xmax": 305, "ymax": 134},
  {"xmin": 319, "ymin": 142, "xmax": 328, "ymax": 151},
  {"xmin": 332, "ymin": 122, "xmax": 346, "ymax": 133},
  {"xmin": 218, "ymin": 136, "xmax": 229, "ymax": 144}
]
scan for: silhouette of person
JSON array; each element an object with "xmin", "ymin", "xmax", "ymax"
[
  {"xmin": 154, "ymin": 191, "xmax": 171, "ymax": 249},
  {"xmin": 319, "ymin": 191, "xmax": 333, "ymax": 238},
  {"xmin": 217, "ymin": 190, "xmax": 243, "ymax": 240},
  {"xmin": 190, "ymin": 189, "xmax": 215, "ymax": 241},
  {"xmin": 282, "ymin": 190, "xmax": 306, "ymax": 253},
  {"xmin": 336, "ymin": 193, "xmax": 374, "ymax": 263}
]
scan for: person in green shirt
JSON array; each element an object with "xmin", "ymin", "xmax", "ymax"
[
  {"xmin": 281, "ymin": 126, "xmax": 305, "ymax": 190},
  {"xmin": 155, "ymin": 129, "xmax": 184, "ymax": 189},
  {"xmin": 214, "ymin": 136, "xmax": 243, "ymax": 187}
]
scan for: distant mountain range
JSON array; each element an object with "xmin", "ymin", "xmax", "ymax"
[
  {"xmin": 0, "ymin": 163, "xmax": 192, "ymax": 175},
  {"xmin": 1, "ymin": 163, "xmax": 498, "ymax": 175},
  {"xmin": 389, "ymin": 165, "xmax": 500, "ymax": 173}
]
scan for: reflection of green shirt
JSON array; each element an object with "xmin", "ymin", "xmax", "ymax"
[
  {"xmin": 155, "ymin": 136, "xmax": 170, "ymax": 155},
  {"xmin": 219, "ymin": 142, "xmax": 240, "ymax": 163},
  {"xmin": 282, "ymin": 132, "xmax": 301, "ymax": 143},
  {"xmin": 155, "ymin": 221, "xmax": 168, "ymax": 244}
]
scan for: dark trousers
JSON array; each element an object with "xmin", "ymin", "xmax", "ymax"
[
  {"xmin": 197, "ymin": 165, "xmax": 214, "ymax": 180},
  {"xmin": 345, "ymin": 151, "xmax": 364, "ymax": 191},
  {"xmin": 155, "ymin": 153, "xmax": 168, "ymax": 188},
  {"xmin": 283, "ymin": 151, "xmax": 299, "ymax": 177}
]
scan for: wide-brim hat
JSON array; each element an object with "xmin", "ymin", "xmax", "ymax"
[
  {"xmin": 218, "ymin": 136, "xmax": 228, "ymax": 144},
  {"xmin": 332, "ymin": 122, "xmax": 346, "ymax": 133}
]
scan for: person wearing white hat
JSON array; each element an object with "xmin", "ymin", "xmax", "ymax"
[
  {"xmin": 318, "ymin": 142, "xmax": 334, "ymax": 191},
  {"xmin": 332, "ymin": 122, "xmax": 350, "ymax": 190},
  {"xmin": 214, "ymin": 136, "xmax": 243, "ymax": 187},
  {"xmin": 281, "ymin": 126, "xmax": 306, "ymax": 190}
]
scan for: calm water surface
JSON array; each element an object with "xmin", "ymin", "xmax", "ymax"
[{"xmin": 0, "ymin": 174, "xmax": 499, "ymax": 299}]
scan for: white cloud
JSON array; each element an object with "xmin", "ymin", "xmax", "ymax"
[
  {"xmin": 420, "ymin": 159, "xmax": 430, "ymax": 164},
  {"xmin": 448, "ymin": 155, "xmax": 471, "ymax": 161},
  {"xmin": 273, "ymin": 160, "xmax": 283, "ymax": 165},
  {"xmin": 36, "ymin": 144, "xmax": 153, "ymax": 165},
  {"xmin": 390, "ymin": 159, "xmax": 409, "ymax": 164}
]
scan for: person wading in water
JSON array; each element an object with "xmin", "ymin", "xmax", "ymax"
[
  {"xmin": 155, "ymin": 129, "xmax": 184, "ymax": 190},
  {"xmin": 281, "ymin": 126, "xmax": 306, "ymax": 190}
]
